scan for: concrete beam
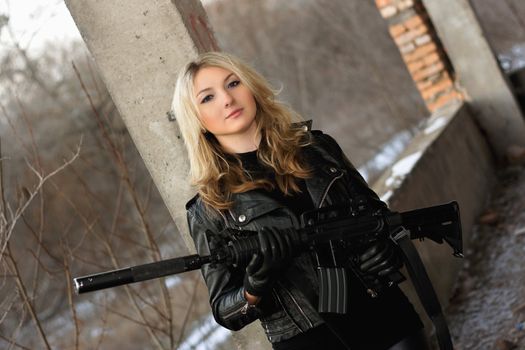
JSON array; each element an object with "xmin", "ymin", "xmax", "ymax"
[{"xmin": 422, "ymin": 0, "xmax": 525, "ymax": 158}]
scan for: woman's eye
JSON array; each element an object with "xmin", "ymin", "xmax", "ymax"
[
  {"xmin": 201, "ymin": 95, "xmax": 213, "ymax": 104},
  {"xmin": 228, "ymin": 80, "xmax": 240, "ymax": 88}
]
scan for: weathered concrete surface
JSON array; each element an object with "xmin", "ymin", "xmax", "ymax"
[
  {"xmin": 422, "ymin": 0, "xmax": 525, "ymax": 158},
  {"xmin": 469, "ymin": 0, "xmax": 525, "ymax": 54},
  {"xmin": 373, "ymin": 101, "xmax": 495, "ymax": 340},
  {"xmin": 64, "ymin": 0, "xmax": 214, "ymax": 252},
  {"xmin": 205, "ymin": 0, "xmax": 430, "ymax": 169}
]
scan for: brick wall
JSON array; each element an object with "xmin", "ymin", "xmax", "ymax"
[{"xmin": 376, "ymin": 0, "xmax": 463, "ymax": 112}]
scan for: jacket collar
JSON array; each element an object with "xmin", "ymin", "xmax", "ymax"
[{"xmin": 227, "ymin": 141, "xmax": 343, "ymax": 225}]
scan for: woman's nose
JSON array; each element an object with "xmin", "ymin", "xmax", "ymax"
[{"xmin": 222, "ymin": 90, "xmax": 234, "ymax": 107}]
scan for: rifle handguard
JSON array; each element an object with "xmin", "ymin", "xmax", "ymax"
[{"xmin": 225, "ymin": 227, "xmax": 303, "ymax": 268}]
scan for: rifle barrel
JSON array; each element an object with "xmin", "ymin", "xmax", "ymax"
[{"xmin": 74, "ymin": 254, "xmax": 210, "ymax": 294}]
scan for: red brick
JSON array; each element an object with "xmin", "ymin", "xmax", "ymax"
[
  {"xmin": 404, "ymin": 14, "xmax": 424, "ymax": 29},
  {"xmin": 402, "ymin": 42, "xmax": 437, "ymax": 63},
  {"xmin": 417, "ymin": 79, "xmax": 434, "ymax": 91},
  {"xmin": 395, "ymin": 30, "xmax": 418, "ymax": 46},
  {"xmin": 397, "ymin": 0, "xmax": 415, "ymax": 11},
  {"xmin": 412, "ymin": 61, "xmax": 444, "ymax": 81},
  {"xmin": 421, "ymin": 76, "xmax": 453, "ymax": 99},
  {"xmin": 412, "ymin": 23, "xmax": 429, "ymax": 37},
  {"xmin": 380, "ymin": 5, "xmax": 397, "ymax": 18},
  {"xmin": 423, "ymin": 52, "xmax": 440, "ymax": 65},
  {"xmin": 389, "ymin": 23, "xmax": 406, "ymax": 38},
  {"xmin": 414, "ymin": 34, "xmax": 432, "ymax": 46},
  {"xmin": 394, "ymin": 24, "xmax": 428, "ymax": 45},
  {"xmin": 375, "ymin": 0, "xmax": 392, "ymax": 8},
  {"xmin": 427, "ymin": 91, "xmax": 462, "ymax": 111},
  {"xmin": 440, "ymin": 71, "xmax": 452, "ymax": 82},
  {"xmin": 400, "ymin": 42, "xmax": 416, "ymax": 54},
  {"xmin": 407, "ymin": 60, "xmax": 425, "ymax": 73}
]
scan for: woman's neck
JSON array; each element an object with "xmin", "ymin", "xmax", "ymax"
[
  {"xmin": 223, "ymin": 141, "xmax": 259, "ymax": 153},
  {"xmin": 216, "ymin": 120, "xmax": 262, "ymax": 154}
]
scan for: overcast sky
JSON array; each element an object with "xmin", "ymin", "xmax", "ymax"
[
  {"xmin": 0, "ymin": 0, "xmax": 224, "ymax": 55},
  {"xmin": 0, "ymin": 0, "xmax": 80, "ymax": 54}
]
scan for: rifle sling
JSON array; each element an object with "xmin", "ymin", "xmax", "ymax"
[{"xmin": 393, "ymin": 228, "xmax": 453, "ymax": 350}]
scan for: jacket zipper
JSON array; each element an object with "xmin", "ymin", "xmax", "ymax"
[
  {"xmin": 217, "ymin": 209, "xmax": 229, "ymax": 228},
  {"xmin": 223, "ymin": 302, "xmax": 246, "ymax": 320},
  {"xmin": 318, "ymin": 171, "xmax": 344, "ymax": 208},
  {"xmin": 278, "ymin": 282, "xmax": 314, "ymax": 329},
  {"xmin": 240, "ymin": 301, "xmax": 255, "ymax": 315}
]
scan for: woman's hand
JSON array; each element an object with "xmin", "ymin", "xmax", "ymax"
[
  {"xmin": 358, "ymin": 240, "xmax": 403, "ymax": 278},
  {"xmin": 243, "ymin": 227, "xmax": 295, "ymax": 297}
]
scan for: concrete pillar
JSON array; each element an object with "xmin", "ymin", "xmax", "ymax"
[
  {"xmin": 64, "ymin": 1, "xmax": 268, "ymax": 349},
  {"xmin": 64, "ymin": 0, "xmax": 215, "ymax": 250},
  {"xmin": 422, "ymin": 0, "xmax": 525, "ymax": 157}
]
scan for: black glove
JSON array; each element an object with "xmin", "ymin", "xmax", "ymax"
[
  {"xmin": 243, "ymin": 227, "xmax": 295, "ymax": 297},
  {"xmin": 358, "ymin": 240, "xmax": 403, "ymax": 278}
]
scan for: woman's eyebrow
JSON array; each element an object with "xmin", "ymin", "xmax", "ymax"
[{"xmin": 196, "ymin": 73, "xmax": 236, "ymax": 97}]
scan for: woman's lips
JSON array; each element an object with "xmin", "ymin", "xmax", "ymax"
[{"xmin": 227, "ymin": 108, "xmax": 243, "ymax": 119}]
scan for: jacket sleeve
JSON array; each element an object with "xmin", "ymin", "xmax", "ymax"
[{"xmin": 186, "ymin": 205, "xmax": 260, "ymax": 331}]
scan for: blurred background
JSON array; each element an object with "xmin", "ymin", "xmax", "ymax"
[{"xmin": 1, "ymin": 0, "xmax": 525, "ymax": 349}]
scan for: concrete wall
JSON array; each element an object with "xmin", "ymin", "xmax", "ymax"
[
  {"xmin": 373, "ymin": 101, "xmax": 495, "ymax": 332},
  {"xmin": 204, "ymin": 0, "xmax": 429, "ymax": 168},
  {"xmin": 422, "ymin": 0, "xmax": 525, "ymax": 158},
  {"xmin": 470, "ymin": 0, "xmax": 525, "ymax": 54}
]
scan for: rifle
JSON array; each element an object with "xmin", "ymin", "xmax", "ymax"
[
  {"xmin": 73, "ymin": 201, "xmax": 462, "ymax": 294},
  {"xmin": 73, "ymin": 201, "xmax": 463, "ymax": 350}
]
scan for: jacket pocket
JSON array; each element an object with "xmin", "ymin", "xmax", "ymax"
[
  {"xmin": 228, "ymin": 195, "xmax": 295, "ymax": 230},
  {"xmin": 259, "ymin": 306, "xmax": 302, "ymax": 343}
]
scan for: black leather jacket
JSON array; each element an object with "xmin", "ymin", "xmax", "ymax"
[{"xmin": 185, "ymin": 127, "xmax": 390, "ymax": 343}]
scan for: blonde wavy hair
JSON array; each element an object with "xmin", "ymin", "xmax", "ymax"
[{"xmin": 172, "ymin": 51, "xmax": 312, "ymax": 210}]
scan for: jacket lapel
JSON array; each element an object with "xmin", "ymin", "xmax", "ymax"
[{"xmin": 302, "ymin": 144, "xmax": 343, "ymax": 209}]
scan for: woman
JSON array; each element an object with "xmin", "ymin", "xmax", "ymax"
[{"xmin": 172, "ymin": 51, "xmax": 428, "ymax": 350}]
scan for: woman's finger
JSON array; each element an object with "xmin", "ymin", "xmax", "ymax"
[{"xmin": 246, "ymin": 253, "xmax": 262, "ymax": 274}]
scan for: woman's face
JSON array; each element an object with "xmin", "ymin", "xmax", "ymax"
[{"xmin": 193, "ymin": 66, "xmax": 258, "ymax": 150}]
